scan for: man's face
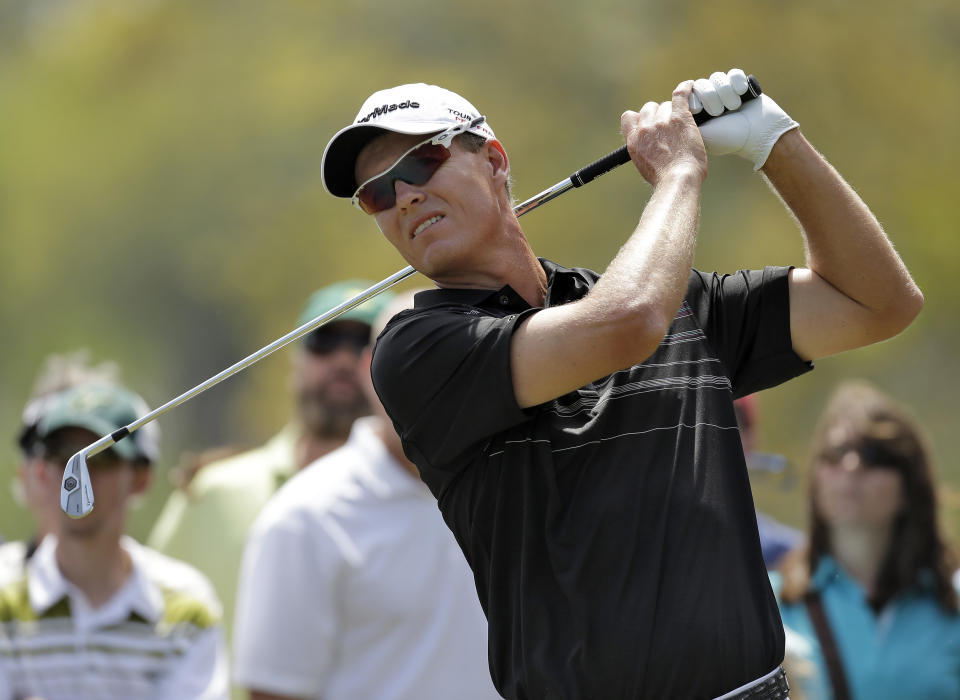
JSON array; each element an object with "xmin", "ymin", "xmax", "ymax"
[
  {"xmin": 36, "ymin": 427, "xmax": 149, "ymax": 541},
  {"xmin": 354, "ymin": 132, "xmax": 508, "ymax": 284},
  {"xmin": 292, "ymin": 320, "xmax": 371, "ymax": 439}
]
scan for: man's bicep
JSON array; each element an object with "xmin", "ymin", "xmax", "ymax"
[
  {"xmin": 788, "ymin": 267, "xmax": 883, "ymax": 361},
  {"xmin": 510, "ymin": 304, "xmax": 644, "ymax": 408}
]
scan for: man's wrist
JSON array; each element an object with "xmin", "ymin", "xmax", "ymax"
[
  {"xmin": 759, "ymin": 127, "xmax": 805, "ymax": 174},
  {"xmin": 656, "ymin": 162, "xmax": 706, "ymax": 188}
]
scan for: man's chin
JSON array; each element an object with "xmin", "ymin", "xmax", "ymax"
[
  {"xmin": 58, "ymin": 519, "xmax": 103, "ymax": 540},
  {"xmin": 300, "ymin": 399, "xmax": 370, "ymax": 439}
]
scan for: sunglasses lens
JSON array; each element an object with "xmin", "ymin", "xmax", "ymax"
[
  {"xmin": 356, "ymin": 179, "xmax": 395, "ymax": 215},
  {"xmin": 356, "ymin": 143, "xmax": 451, "ymax": 214},
  {"xmin": 304, "ymin": 327, "xmax": 370, "ymax": 355},
  {"xmin": 819, "ymin": 440, "xmax": 906, "ymax": 470},
  {"xmin": 39, "ymin": 440, "xmax": 121, "ymax": 469}
]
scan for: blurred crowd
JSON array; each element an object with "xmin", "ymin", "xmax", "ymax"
[{"xmin": 1, "ymin": 280, "xmax": 957, "ymax": 700}]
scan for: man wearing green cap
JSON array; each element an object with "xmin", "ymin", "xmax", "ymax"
[
  {"xmin": 2, "ymin": 352, "xmax": 121, "ymax": 575},
  {"xmin": 0, "ymin": 379, "xmax": 228, "ymax": 699},
  {"xmin": 147, "ymin": 281, "xmax": 394, "ymax": 692}
]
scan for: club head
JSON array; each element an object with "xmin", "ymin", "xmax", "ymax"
[{"xmin": 61, "ymin": 451, "xmax": 95, "ymax": 518}]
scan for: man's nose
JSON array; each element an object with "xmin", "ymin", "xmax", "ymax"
[{"xmin": 394, "ymin": 179, "xmax": 426, "ymax": 210}]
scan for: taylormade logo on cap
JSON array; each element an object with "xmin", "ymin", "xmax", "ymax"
[
  {"xmin": 349, "ymin": 83, "xmax": 496, "ymax": 140},
  {"xmin": 358, "ymin": 101, "xmax": 421, "ymax": 124}
]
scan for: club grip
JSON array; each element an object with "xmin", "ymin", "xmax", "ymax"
[
  {"xmin": 570, "ymin": 75, "xmax": 762, "ymax": 187},
  {"xmin": 693, "ymin": 74, "xmax": 761, "ymax": 125}
]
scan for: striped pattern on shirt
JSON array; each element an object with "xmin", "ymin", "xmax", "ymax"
[{"xmin": 0, "ymin": 546, "xmax": 219, "ymax": 700}]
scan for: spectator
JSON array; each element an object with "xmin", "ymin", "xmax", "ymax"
[
  {"xmin": 147, "ymin": 281, "xmax": 394, "ymax": 676},
  {"xmin": 734, "ymin": 395, "xmax": 804, "ymax": 568},
  {"xmin": 5, "ymin": 352, "xmax": 121, "ymax": 563},
  {"xmin": 0, "ymin": 379, "xmax": 227, "ymax": 699},
  {"xmin": 773, "ymin": 381, "xmax": 960, "ymax": 699},
  {"xmin": 233, "ymin": 291, "xmax": 498, "ymax": 700}
]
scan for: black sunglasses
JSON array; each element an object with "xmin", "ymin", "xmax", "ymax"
[
  {"xmin": 35, "ymin": 439, "xmax": 123, "ymax": 470},
  {"xmin": 351, "ymin": 116, "xmax": 486, "ymax": 215},
  {"xmin": 303, "ymin": 326, "xmax": 370, "ymax": 356},
  {"xmin": 818, "ymin": 440, "xmax": 909, "ymax": 471}
]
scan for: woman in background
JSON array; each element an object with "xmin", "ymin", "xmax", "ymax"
[{"xmin": 774, "ymin": 381, "xmax": 960, "ymax": 700}]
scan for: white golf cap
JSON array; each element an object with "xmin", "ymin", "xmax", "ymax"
[{"xmin": 321, "ymin": 83, "xmax": 496, "ymax": 198}]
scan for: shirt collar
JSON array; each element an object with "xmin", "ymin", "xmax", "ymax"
[
  {"xmin": 349, "ymin": 417, "xmax": 432, "ymax": 500},
  {"xmin": 265, "ymin": 424, "xmax": 301, "ymax": 479},
  {"xmin": 411, "ymin": 258, "xmax": 595, "ymax": 312},
  {"xmin": 28, "ymin": 534, "xmax": 164, "ymax": 623}
]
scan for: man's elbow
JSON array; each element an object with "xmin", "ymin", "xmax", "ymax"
[
  {"xmin": 606, "ymin": 304, "xmax": 672, "ymax": 367},
  {"xmin": 873, "ymin": 285, "xmax": 924, "ymax": 340},
  {"xmin": 905, "ymin": 285, "xmax": 924, "ymax": 322}
]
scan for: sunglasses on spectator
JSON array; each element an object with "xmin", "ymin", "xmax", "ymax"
[
  {"xmin": 35, "ymin": 439, "xmax": 123, "ymax": 470},
  {"xmin": 303, "ymin": 325, "xmax": 371, "ymax": 356},
  {"xmin": 352, "ymin": 116, "xmax": 487, "ymax": 215},
  {"xmin": 817, "ymin": 440, "xmax": 908, "ymax": 471}
]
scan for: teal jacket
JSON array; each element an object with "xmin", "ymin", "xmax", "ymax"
[{"xmin": 772, "ymin": 556, "xmax": 960, "ymax": 699}]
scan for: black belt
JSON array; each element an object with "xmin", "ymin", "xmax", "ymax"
[{"xmin": 713, "ymin": 666, "xmax": 790, "ymax": 700}]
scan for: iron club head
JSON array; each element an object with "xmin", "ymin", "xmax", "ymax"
[{"xmin": 61, "ymin": 450, "xmax": 95, "ymax": 518}]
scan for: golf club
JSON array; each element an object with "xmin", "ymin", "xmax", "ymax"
[{"xmin": 61, "ymin": 75, "xmax": 762, "ymax": 517}]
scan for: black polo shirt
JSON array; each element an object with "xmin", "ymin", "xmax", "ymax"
[{"xmin": 371, "ymin": 259, "xmax": 812, "ymax": 700}]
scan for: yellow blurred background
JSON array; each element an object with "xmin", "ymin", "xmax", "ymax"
[{"xmin": 1, "ymin": 0, "xmax": 957, "ymax": 541}]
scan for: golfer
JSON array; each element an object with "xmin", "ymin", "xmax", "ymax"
[{"xmin": 320, "ymin": 70, "xmax": 922, "ymax": 699}]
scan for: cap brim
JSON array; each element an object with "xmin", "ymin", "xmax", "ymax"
[{"xmin": 321, "ymin": 121, "xmax": 454, "ymax": 198}]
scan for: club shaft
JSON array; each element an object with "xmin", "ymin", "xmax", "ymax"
[
  {"xmin": 512, "ymin": 180, "xmax": 575, "ymax": 217},
  {"xmin": 116, "ymin": 267, "xmax": 418, "ymax": 443}
]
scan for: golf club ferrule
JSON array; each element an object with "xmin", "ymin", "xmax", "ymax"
[{"xmin": 512, "ymin": 180, "xmax": 575, "ymax": 218}]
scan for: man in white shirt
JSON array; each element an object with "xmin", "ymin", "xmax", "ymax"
[
  {"xmin": 0, "ymin": 380, "xmax": 228, "ymax": 700},
  {"xmin": 148, "ymin": 281, "xmax": 395, "ymax": 673},
  {"xmin": 234, "ymin": 293, "xmax": 498, "ymax": 700}
]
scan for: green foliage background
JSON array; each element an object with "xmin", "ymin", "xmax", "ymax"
[{"xmin": 1, "ymin": 0, "xmax": 957, "ymax": 543}]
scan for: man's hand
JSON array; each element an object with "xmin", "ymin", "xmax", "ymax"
[
  {"xmin": 621, "ymin": 81, "xmax": 708, "ymax": 187},
  {"xmin": 692, "ymin": 69, "xmax": 799, "ymax": 170}
]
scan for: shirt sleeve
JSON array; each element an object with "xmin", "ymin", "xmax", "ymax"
[
  {"xmin": 232, "ymin": 508, "xmax": 340, "ymax": 697},
  {"xmin": 154, "ymin": 625, "xmax": 229, "ymax": 700},
  {"xmin": 687, "ymin": 266, "xmax": 813, "ymax": 398},
  {"xmin": 371, "ymin": 306, "xmax": 536, "ymax": 476}
]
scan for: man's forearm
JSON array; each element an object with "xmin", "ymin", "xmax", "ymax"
[
  {"xmin": 761, "ymin": 129, "xmax": 922, "ymax": 323},
  {"xmin": 591, "ymin": 167, "xmax": 703, "ymax": 335}
]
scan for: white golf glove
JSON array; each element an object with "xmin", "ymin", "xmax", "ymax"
[{"xmin": 689, "ymin": 68, "xmax": 799, "ymax": 171}]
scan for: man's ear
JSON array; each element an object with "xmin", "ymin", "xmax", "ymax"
[
  {"xmin": 485, "ymin": 139, "xmax": 510, "ymax": 186},
  {"xmin": 131, "ymin": 465, "xmax": 152, "ymax": 496},
  {"xmin": 359, "ymin": 346, "xmax": 376, "ymax": 401},
  {"xmin": 361, "ymin": 346, "xmax": 374, "ymax": 375}
]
